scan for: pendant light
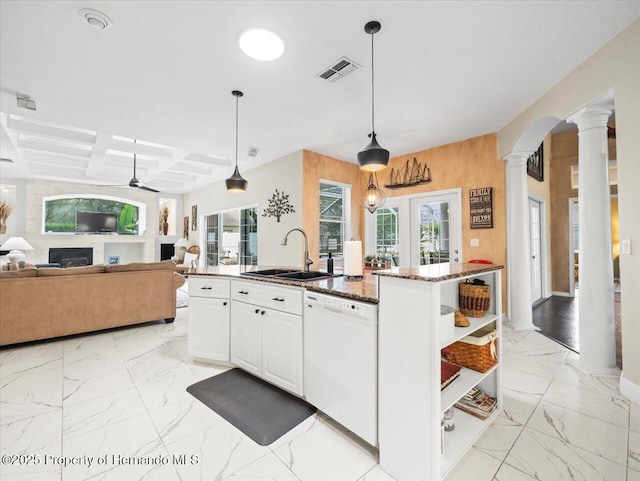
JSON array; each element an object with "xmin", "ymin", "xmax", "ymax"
[
  {"xmin": 226, "ymin": 90, "xmax": 248, "ymax": 193},
  {"xmin": 357, "ymin": 20, "xmax": 389, "ymax": 172},
  {"xmin": 361, "ymin": 172, "xmax": 386, "ymax": 214}
]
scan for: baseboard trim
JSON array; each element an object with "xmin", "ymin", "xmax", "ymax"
[
  {"xmin": 551, "ymin": 291, "xmax": 572, "ymax": 297},
  {"xmin": 620, "ymin": 371, "xmax": 640, "ymax": 405}
]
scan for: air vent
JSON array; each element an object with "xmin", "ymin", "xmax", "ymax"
[{"xmin": 317, "ymin": 57, "xmax": 361, "ymax": 83}]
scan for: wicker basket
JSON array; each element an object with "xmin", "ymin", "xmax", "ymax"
[
  {"xmin": 459, "ymin": 281, "xmax": 491, "ymax": 317},
  {"xmin": 442, "ymin": 326, "xmax": 498, "ymax": 373}
]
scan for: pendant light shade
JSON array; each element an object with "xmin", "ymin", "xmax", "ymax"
[
  {"xmin": 226, "ymin": 90, "xmax": 248, "ymax": 193},
  {"xmin": 361, "ymin": 172, "xmax": 386, "ymax": 214},
  {"xmin": 358, "ymin": 20, "xmax": 389, "ymax": 172}
]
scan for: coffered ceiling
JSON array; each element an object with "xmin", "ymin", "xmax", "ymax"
[{"xmin": 1, "ymin": 1, "xmax": 639, "ymax": 193}]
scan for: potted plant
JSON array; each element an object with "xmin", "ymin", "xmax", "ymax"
[{"xmin": 0, "ymin": 201, "xmax": 13, "ymax": 234}]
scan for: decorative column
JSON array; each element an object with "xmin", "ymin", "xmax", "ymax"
[
  {"xmin": 504, "ymin": 153, "xmax": 537, "ymax": 330},
  {"xmin": 567, "ymin": 108, "xmax": 618, "ymax": 375}
]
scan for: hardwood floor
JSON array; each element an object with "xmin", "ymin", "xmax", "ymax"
[{"xmin": 532, "ymin": 292, "xmax": 622, "ymax": 369}]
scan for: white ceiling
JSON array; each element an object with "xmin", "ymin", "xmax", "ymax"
[{"xmin": 1, "ymin": 1, "xmax": 639, "ymax": 194}]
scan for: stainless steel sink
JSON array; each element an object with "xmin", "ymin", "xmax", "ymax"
[
  {"xmin": 275, "ymin": 271, "xmax": 334, "ymax": 281},
  {"xmin": 240, "ymin": 268, "xmax": 337, "ymax": 282},
  {"xmin": 241, "ymin": 268, "xmax": 300, "ymax": 277}
]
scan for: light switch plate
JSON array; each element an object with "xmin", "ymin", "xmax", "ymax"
[
  {"xmin": 621, "ymin": 239, "xmax": 631, "ymax": 255},
  {"xmin": 470, "ymin": 239, "xmax": 479, "ymax": 247}
]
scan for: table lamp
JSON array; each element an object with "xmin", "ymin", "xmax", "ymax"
[
  {"xmin": 174, "ymin": 238, "xmax": 189, "ymax": 261},
  {"xmin": 1, "ymin": 236, "xmax": 34, "ymax": 266}
]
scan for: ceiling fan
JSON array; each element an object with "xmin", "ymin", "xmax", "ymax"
[{"xmin": 102, "ymin": 139, "xmax": 160, "ymax": 193}]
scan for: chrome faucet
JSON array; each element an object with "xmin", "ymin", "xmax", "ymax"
[{"xmin": 281, "ymin": 228, "xmax": 314, "ymax": 272}]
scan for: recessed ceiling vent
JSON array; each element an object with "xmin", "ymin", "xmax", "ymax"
[{"xmin": 317, "ymin": 57, "xmax": 361, "ymax": 83}]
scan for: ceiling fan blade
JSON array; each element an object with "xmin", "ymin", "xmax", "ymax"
[{"xmin": 137, "ymin": 184, "xmax": 160, "ymax": 193}]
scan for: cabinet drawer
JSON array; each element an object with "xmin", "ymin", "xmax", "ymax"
[
  {"xmin": 189, "ymin": 276, "xmax": 230, "ymax": 299},
  {"xmin": 231, "ymin": 279, "xmax": 303, "ymax": 315}
]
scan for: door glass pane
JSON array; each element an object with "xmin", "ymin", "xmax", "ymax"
[
  {"xmin": 221, "ymin": 211, "xmax": 240, "ymax": 265},
  {"xmin": 240, "ymin": 207, "xmax": 258, "ymax": 265},
  {"xmin": 375, "ymin": 207, "xmax": 400, "ymax": 266},
  {"xmin": 419, "ymin": 202, "xmax": 450, "ymax": 265},
  {"xmin": 205, "ymin": 214, "xmax": 221, "ymax": 266}
]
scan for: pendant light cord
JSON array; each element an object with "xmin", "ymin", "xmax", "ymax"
[
  {"xmin": 235, "ymin": 96, "xmax": 239, "ymax": 169},
  {"xmin": 371, "ymin": 31, "xmax": 375, "ymax": 133}
]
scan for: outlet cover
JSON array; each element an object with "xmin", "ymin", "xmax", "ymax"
[{"xmin": 470, "ymin": 239, "xmax": 480, "ymax": 247}]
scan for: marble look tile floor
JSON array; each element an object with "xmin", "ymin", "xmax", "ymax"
[{"xmin": 0, "ymin": 309, "xmax": 637, "ymax": 481}]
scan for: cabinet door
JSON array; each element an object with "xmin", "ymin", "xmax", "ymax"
[
  {"xmin": 261, "ymin": 308, "xmax": 303, "ymax": 395},
  {"xmin": 230, "ymin": 301, "xmax": 262, "ymax": 377},
  {"xmin": 188, "ymin": 297, "xmax": 230, "ymax": 362}
]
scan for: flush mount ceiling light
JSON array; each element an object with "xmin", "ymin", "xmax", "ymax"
[
  {"xmin": 361, "ymin": 172, "xmax": 386, "ymax": 214},
  {"xmin": 225, "ymin": 90, "xmax": 248, "ymax": 193},
  {"xmin": 239, "ymin": 29, "xmax": 285, "ymax": 61},
  {"xmin": 357, "ymin": 20, "xmax": 389, "ymax": 172},
  {"xmin": 79, "ymin": 8, "xmax": 113, "ymax": 30}
]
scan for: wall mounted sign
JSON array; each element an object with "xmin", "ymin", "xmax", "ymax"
[
  {"xmin": 262, "ymin": 189, "xmax": 295, "ymax": 222},
  {"xmin": 527, "ymin": 142, "xmax": 543, "ymax": 182},
  {"xmin": 469, "ymin": 187, "xmax": 493, "ymax": 229},
  {"xmin": 191, "ymin": 205, "xmax": 197, "ymax": 230}
]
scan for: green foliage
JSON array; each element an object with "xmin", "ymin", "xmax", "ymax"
[
  {"xmin": 44, "ymin": 222, "xmax": 76, "ymax": 232},
  {"xmin": 118, "ymin": 204, "xmax": 138, "ymax": 234}
]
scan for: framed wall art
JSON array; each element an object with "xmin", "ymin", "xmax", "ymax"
[
  {"xmin": 191, "ymin": 205, "xmax": 197, "ymax": 230},
  {"xmin": 527, "ymin": 143, "xmax": 543, "ymax": 182},
  {"xmin": 183, "ymin": 216, "xmax": 189, "ymax": 239}
]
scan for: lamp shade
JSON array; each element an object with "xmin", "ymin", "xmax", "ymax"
[
  {"xmin": 357, "ymin": 132, "xmax": 389, "ymax": 171},
  {"xmin": 0, "ymin": 236, "xmax": 34, "ymax": 251},
  {"xmin": 174, "ymin": 238, "xmax": 189, "ymax": 248},
  {"xmin": 225, "ymin": 166, "xmax": 248, "ymax": 193}
]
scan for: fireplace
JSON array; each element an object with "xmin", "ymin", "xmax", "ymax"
[
  {"xmin": 49, "ymin": 247, "xmax": 93, "ymax": 267},
  {"xmin": 160, "ymin": 243, "xmax": 175, "ymax": 261}
]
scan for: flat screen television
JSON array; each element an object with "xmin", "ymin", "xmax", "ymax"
[{"xmin": 76, "ymin": 211, "xmax": 118, "ymax": 234}]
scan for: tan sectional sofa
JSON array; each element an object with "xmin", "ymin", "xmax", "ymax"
[{"xmin": 0, "ymin": 261, "xmax": 185, "ymax": 346}]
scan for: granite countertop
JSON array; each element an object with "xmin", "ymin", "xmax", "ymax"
[
  {"xmin": 373, "ymin": 263, "xmax": 504, "ymax": 282},
  {"xmin": 189, "ymin": 265, "xmax": 379, "ymax": 304}
]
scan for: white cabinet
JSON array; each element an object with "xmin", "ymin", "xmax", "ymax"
[
  {"xmin": 261, "ymin": 308, "xmax": 303, "ymax": 394},
  {"xmin": 230, "ymin": 279, "xmax": 304, "ymax": 396},
  {"xmin": 187, "ymin": 276, "xmax": 230, "ymax": 362},
  {"xmin": 377, "ymin": 266, "xmax": 502, "ymax": 481},
  {"xmin": 229, "ymin": 300, "xmax": 262, "ymax": 376}
]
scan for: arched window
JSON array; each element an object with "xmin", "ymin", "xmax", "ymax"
[{"xmin": 42, "ymin": 195, "xmax": 146, "ymax": 235}]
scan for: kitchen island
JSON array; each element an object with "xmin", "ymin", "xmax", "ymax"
[{"xmin": 186, "ymin": 263, "xmax": 503, "ymax": 480}]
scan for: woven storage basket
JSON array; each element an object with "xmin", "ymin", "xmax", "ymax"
[
  {"xmin": 459, "ymin": 280, "xmax": 490, "ymax": 317},
  {"xmin": 442, "ymin": 326, "xmax": 498, "ymax": 373}
]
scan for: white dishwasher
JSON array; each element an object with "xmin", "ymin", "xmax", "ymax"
[{"xmin": 303, "ymin": 291, "xmax": 378, "ymax": 446}]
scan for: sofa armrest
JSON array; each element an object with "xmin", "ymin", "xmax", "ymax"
[{"xmin": 173, "ymin": 271, "xmax": 186, "ymax": 289}]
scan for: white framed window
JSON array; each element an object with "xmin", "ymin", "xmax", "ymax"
[{"xmin": 319, "ymin": 180, "xmax": 351, "ymax": 260}]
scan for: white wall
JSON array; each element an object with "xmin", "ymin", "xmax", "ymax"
[
  {"xmin": 498, "ymin": 19, "xmax": 640, "ymax": 396},
  {"xmin": 184, "ymin": 151, "xmax": 305, "ymax": 267}
]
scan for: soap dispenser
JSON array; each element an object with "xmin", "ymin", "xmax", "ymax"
[{"xmin": 327, "ymin": 252, "xmax": 334, "ymax": 275}]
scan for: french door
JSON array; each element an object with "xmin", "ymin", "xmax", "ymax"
[
  {"xmin": 365, "ymin": 189, "xmax": 461, "ymax": 267},
  {"xmin": 410, "ymin": 191, "xmax": 462, "ymax": 265}
]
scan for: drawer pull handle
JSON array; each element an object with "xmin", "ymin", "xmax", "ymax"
[
  {"xmin": 255, "ymin": 308, "xmax": 260, "ymax": 314},
  {"xmin": 200, "ymin": 287, "xmax": 213, "ymax": 290},
  {"xmin": 238, "ymin": 291, "xmax": 249, "ymax": 295},
  {"xmin": 271, "ymin": 297, "xmax": 285, "ymax": 302},
  {"xmin": 223, "ymin": 302, "xmax": 228, "ymax": 306},
  {"xmin": 261, "ymin": 310, "xmax": 266, "ymax": 315}
]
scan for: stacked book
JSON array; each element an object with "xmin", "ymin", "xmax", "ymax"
[
  {"xmin": 454, "ymin": 387, "xmax": 497, "ymax": 419},
  {"xmin": 440, "ymin": 360, "xmax": 462, "ymax": 391}
]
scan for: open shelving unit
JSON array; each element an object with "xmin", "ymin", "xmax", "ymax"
[{"xmin": 377, "ymin": 266, "xmax": 502, "ymax": 481}]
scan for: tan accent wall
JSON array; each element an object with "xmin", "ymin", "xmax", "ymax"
[
  {"xmin": 361, "ymin": 133, "xmax": 508, "ymax": 311},
  {"xmin": 549, "ymin": 130, "xmax": 617, "ymax": 293},
  {"xmin": 302, "ymin": 150, "xmax": 364, "ymax": 263}
]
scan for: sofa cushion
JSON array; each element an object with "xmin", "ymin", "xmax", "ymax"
[
  {"xmin": 37, "ymin": 264, "xmax": 107, "ymax": 277},
  {"xmin": 106, "ymin": 260, "xmax": 177, "ymax": 273},
  {"xmin": 0, "ymin": 268, "xmax": 38, "ymax": 278}
]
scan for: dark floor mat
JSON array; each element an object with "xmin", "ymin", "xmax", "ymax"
[{"xmin": 186, "ymin": 368, "xmax": 316, "ymax": 446}]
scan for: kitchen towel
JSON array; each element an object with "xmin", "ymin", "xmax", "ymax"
[{"xmin": 344, "ymin": 240, "xmax": 363, "ymax": 277}]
